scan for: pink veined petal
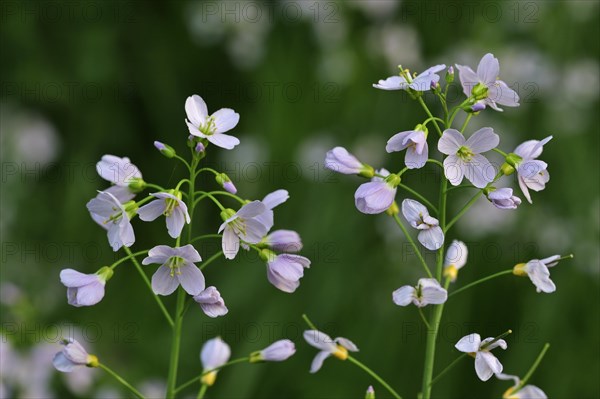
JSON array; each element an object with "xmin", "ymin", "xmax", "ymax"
[
  {"xmin": 465, "ymin": 127, "xmax": 499, "ymax": 153},
  {"xmin": 303, "ymin": 330, "xmax": 336, "ymax": 352},
  {"xmin": 475, "ymin": 352, "xmax": 498, "ymax": 381},
  {"xmin": 74, "ymin": 281, "xmax": 105, "ymax": 307},
  {"xmin": 464, "ymin": 154, "xmax": 495, "ymax": 189},
  {"xmin": 386, "ymin": 131, "xmax": 413, "ymax": 152},
  {"xmin": 438, "ymin": 129, "xmax": 465, "ymax": 154},
  {"xmin": 455, "ymin": 64, "xmax": 479, "ymax": 97},
  {"xmin": 443, "ymin": 155, "xmax": 465, "ymax": 186},
  {"xmin": 237, "ymin": 201, "xmax": 268, "ymax": 218},
  {"xmin": 401, "ymin": 199, "xmax": 429, "ymax": 224},
  {"xmin": 185, "ymin": 95, "xmax": 208, "ymax": 127},
  {"xmin": 419, "ymin": 278, "xmax": 447, "ymax": 305},
  {"xmin": 142, "ymin": 245, "xmax": 176, "ymax": 265},
  {"xmin": 60, "ymin": 269, "xmax": 98, "ymax": 287},
  {"xmin": 138, "ymin": 199, "xmax": 166, "ymax": 222},
  {"xmin": 392, "ymin": 285, "xmax": 416, "ymax": 306},
  {"xmin": 418, "ymin": 227, "xmax": 444, "ymax": 251},
  {"xmin": 334, "ymin": 337, "xmax": 359, "ymax": 352},
  {"xmin": 477, "ymin": 53, "xmax": 500, "ymax": 85},
  {"xmin": 222, "ymin": 226, "xmax": 240, "ymax": 260},
  {"xmin": 455, "ymin": 333, "xmax": 481, "ymax": 353},
  {"xmin": 488, "ymin": 80, "xmax": 520, "ymax": 107},
  {"xmin": 262, "ymin": 189, "xmax": 289, "ymax": 209},
  {"xmin": 105, "ymin": 185, "xmax": 135, "ymax": 203},
  {"xmin": 119, "ymin": 219, "xmax": 135, "ymax": 248},
  {"xmin": 177, "ymin": 264, "xmax": 206, "ymax": 296},
  {"xmin": 166, "ymin": 208, "xmax": 186, "ymax": 239},
  {"xmin": 212, "ymin": 108, "xmax": 240, "ymax": 134},
  {"xmin": 310, "ymin": 351, "xmax": 332, "ymax": 373},
  {"xmin": 405, "ymin": 141, "xmax": 428, "ymax": 169},
  {"xmin": 518, "ymin": 175, "xmax": 533, "ymax": 204},
  {"xmin": 373, "ymin": 76, "xmax": 408, "ymax": 90},
  {"xmin": 207, "ymin": 132, "xmax": 240, "ymax": 150},
  {"xmin": 176, "ymin": 244, "xmax": 202, "ymax": 263},
  {"xmin": 151, "ymin": 265, "xmax": 180, "ymax": 296},
  {"xmin": 239, "ymin": 218, "xmax": 269, "ymax": 244}
]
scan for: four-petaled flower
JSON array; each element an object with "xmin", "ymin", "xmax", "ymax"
[
  {"xmin": 142, "ymin": 245, "xmax": 205, "ymax": 296},
  {"xmin": 185, "ymin": 94, "xmax": 240, "ymax": 150},
  {"xmin": 392, "ymin": 278, "xmax": 448, "ymax": 307},
  {"xmin": 263, "ymin": 229, "xmax": 303, "ymax": 253},
  {"xmin": 401, "ymin": 199, "xmax": 444, "ymax": 250},
  {"xmin": 386, "ymin": 125, "xmax": 429, "ymax": 169},
  {"xmin": 496, "ymin": 373, "xmax": 548, "ymax": 399},
  {"xmin": 96, "ymin": 155, "xmax": 144, "ymax": 202},
  {"xmin": 438, "ymin": 127, "xmax": 499, "ymax": 188},
  {"xmin": 303, "ymin": 330, "xmax": 359, "ymax": 373},
  {"xmin": 263, "ymin": 251, "xmax": 311, "ymax": 293},
  {"xmin": 456, "ymin": 53, "xmax": 519, "ymax": 111},
  {"xmin": 443, "ymin": 240, "xmax": 468, "ymax": 282},
  {"xmin": 513, "ymin": 255, "xmax": 562, "ymax": 293},
  {"xmin": 512, "ymin": 136, "xmax": 552, "ymax": 204},
  {"xmin": 250, "ymin": 339, "xmax": 296, "ymax": 363},
  {"xmin": 355, "ymin": 169, "xmax": 399, "ymax": 214},
  {"xmin": 138, "ymin": 191, "xmax": 191, "ymax": 238},
  {"xmin": 86, "ymin": 191, "xmax": 136, "ymax": 251},
  {"xmin": 52, "ymin": 338, "xmax": 98, "ymax": 373},
  {"xmin": 219, "ymin": 201, "xmax": 269, "ymax": 260},
  {"xmin": 374, "ymin": 64, "xmax": 447, "ymax": 92},
  {"xmin": 200, "ymin": 337, "xmax": 231, "ymax": 386},
  {"xmin": 193, "ymin": 286, "xmax": 228, "ymax": 318},
  {"xmin": 60, "ymin": 267, "xmax": 113, "ymax": 307},
  {"xmin": 455, "ymin": 333, "xmax": 507, "ymax": 381},
  {"xmin": 325, "ymin": 147, "xmax": 374, "ymax": 177},
  {"xmin": 486, "ymin": 187, "xmax": 522, "ymax": 210}
]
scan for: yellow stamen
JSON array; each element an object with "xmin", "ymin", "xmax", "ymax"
[
  {"xmin": 332, "ymin": 345, "xmax": 348, "ymax": 361},
  {"xmin": 201, "ymin": 371, "xmax": 217, "ymax": 386},
  {"xmin": 444, "ymin": 265, "xmax": 458, "ymax": 282}
]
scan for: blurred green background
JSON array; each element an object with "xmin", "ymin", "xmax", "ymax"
[{"xmin": 1, "ymin": 0, "xmax": 599, "ymax": 398}]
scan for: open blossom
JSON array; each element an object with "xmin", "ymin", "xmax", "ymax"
[
  {"xmin": 401, "ymin": 199, "xmax": 444, "ymax": 250},
  {"xmin": 60, "ymin": 267, "xmax": 112, "ymax": 307},
  {"xmin": 443, "ymin": 240, "xmax": 468, "ymax": 282},
  {"xmin": 496, "ymin": 373, "xmax": 547, "ymax": 399},
  {"xmin": 373, "ymin": 64, "xmax": 446, "ymax": 92},
  {"xmin": 185, "ymin": 94, "xmax": 240, "ymax": 150},
  {"xmin": 392, "ymin": 278, "xmax": 447, "ymax": 307},
  {"xmin": 250, "ymin": 340, "xmax": 296, "ymax": 363},
  {"xmin": 456, "ymin": 53, "xmax": 519, "ymax": 111},
  {"xmin": 264, "ymin": 251, "xmax": 311, "ymax": 293},
  {"xmin": 512, "ymin": 136, "xmax": 552, "ymax": 203},
  {"xmin": 264, "ymin": 229, "xmax": 303, "ymax": 253},
  {"xmin": 142, "ymin": 245, "xmax": 205, "ymax": 296},
  {"xmin": 96, "ymin": 155, "xmax": 143, "ymax": 202},
  {"xmin": 219, "ymin": 201, "xmax": 269, "ymax": 260},
  {"xmin": 53, "ymin": 339, "xmax": 98, "ymax": 372},
  {"xmin": 386, "ymin": 125, "xmax": 429, "ymax": 169},
  {"xmin": 138, "ymin": 191, "xmax": 190, "ymax": 238},
  {"xmin": 438, "ymin": 128, "xmax": 499, "ymax": 188},
  {"xmin": 455, "ymin": 333, "xmax": 507, "ymax": 381},
  {"xmin": 86, "ymin": 191, "xmax": 135, "ymax": 251},
  {"xmin": 487, "ymin": 187, "xmax": 521, "ymax": 210},
  {"xmin": 303, "ymin": 330, "xmax": 358, "ymax": 373},
  {"xmin": 325, "ymin": 147, "xmax": 373, "ymax": 176},
  {"xmin": 513, "ymin": 255, "xmax": 562, "ymax": 293},
  {"xmin": 193, "ymin": 286, "xmax": 228, "ymax": 318},
  {"xmin": 355, "ymin": 169, "xmax": 399, "ymax": 214},
  {"xmin": 254, "ymin": 189, "xmax": 289, "ymax": 231},
  {"xmin": 200, "ymin": 337, "xmax": 231, "ymax": 386}
]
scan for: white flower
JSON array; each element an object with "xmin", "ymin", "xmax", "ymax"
[
  {"xmin": 325, "ymin": 147, "xmax": 372, "ymax": 176},
  {"xmin": 86, "ymin": 191, "xmax": 135, "ymax": 251},
  {"xmin": 193, "ymin": 286, "xmax": 228, "ymax": 318},
  {"xmin": 138, "ymin": 191, "xmax": 191, "ymax": 238},
  {"xmin": 250, "ymin": 340, "xmax": 296, "ymax": 363},
  {"xmin": 513, "ymin": 255, "xmax": 562, "ymax": 293},
  {"xmin": 386, "ymin": 127, "xmax": 429, "ymax": 169},
  {"xmin": 443, "ymin": 240, "xmax": 468, "ymax": 282},
  {"xmin": 374, "ymin": 64, "xmax": 446, "ymax": 92},
  {"xmin": 96, "ymin": 155, "xmax": 143, "ymax": 202},
  {"xmin": 355, "ymin": 169, "xmax": 399, "ymax": 214},
  {"xmin": 185, "ymin": 94, "xmax": 240, "ymax": 150},
  {"xmin": 142, "ymin": 245, "xmax": 205, "ymax": 296},
  {"xmin": 512, "ymin": 136, "xmax": 552, "ymax": 203},
  {"xmin": 52, "ymin": 339, "xmax": 97, "ymax": 372},
  {"xmin": 487, "ymin": 187, "xmax": 522, "ymax": 210},
  {"xmin": 455, "ymin": 333, "xmax": 507, "ymax": 381},
  {"xmin": 438, "ymin": 128, "xmax": 499, "ymax": 188},
  {"xmin": 392, "ymin": 278, "xmax": 447, "ymax": 307},
  {"xmin": 401, "ymin": 199, "xmax": 444, "ymax": 250},
  {"xmin": 496, "ymin": 373, "xmax": 548, "ymax": 399},
  {"xmin": 303, "ymin": 330, "xmax": 358, "ymax": 373},
  {"xmin": 218, "ymin": 201, "xmax": 269, "ymax": 260},
  {"xmin": 200, "ymin": 337, "xmax": 231, "ymax": 386}
]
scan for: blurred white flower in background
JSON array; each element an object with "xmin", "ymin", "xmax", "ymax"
[
  {"xmin": 140, "ymin": 379, "xmax": 166, "ymax": 398},
  {"xmin": 295, "ymin": 133, "xmax": 336, "ymax": 181},
  {"xmin": 366, "ymin": 24, "xmax": 422, "ymax": 69},
  {"xmin": 456, "ymin": 196, "xmax": 517, "ymax": 238}
]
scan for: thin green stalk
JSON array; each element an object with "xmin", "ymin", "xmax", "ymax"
[
  {"xmin": 110, "ymin": 249, "xmax": 149, "ymax": 269},
  {"xmin": 398, "ymin": 184, "xmax": 438, "ymax": 216},
  {"xmin": 145, "ymin": 183, "xmax": 167, "ymax": 192},
  {"xmin": 175, "ymin": 357, "xmax": 251, "ymax": 394},
  {"xmin": 426, "ymin": 159, "xmax": 444, "ymax": 169},
  {"xmin": 302, "ymin": 314, "xmax": 319, "ymax": 330},
  {"xmin": 460, "ymin": 114, "xmax": 473, "ymax": 133},
  {"xmin": 392, "ymin": 214, "xmax": 433, "ymax": 278},
  {"xmin": 123, "ymin": 247, "xmax": 173, "ymax": 327},
  {"xmin": 166, "ymin": 288, "xmax": 185, "ymax": 397},
  {"xmin": 518, "ymin": 343, "xmax": 550, "ymax": 389},
  {"xmin": 200, "ymin": 251, "xmax": 224, "ymax": 270},
  {"xmin": 197, "ymin": 384, "xmax": 208, "ymax": 399},
  {"xmin": 417, "ymin": 97, "xmax": 443, "ymax": 137},
  {"xmin": 347, "ymin": 356, "xmax": 403, "ymax": 399},
  {"xmin": 193, "ymin": 192, "xmax": 226, "ymax": 209},
  {"xmin": 190, "ymin": 234, "xmax": 223, "ymax": 244},
  {"xmin": 98, "ymin": 363, "xmax": 145, "ymax": 399},
  {"xmin": 493, "ymin": 148, "xmax": 509, "ymax": 157},
  {"xmin": 448, "ymin": 269, "xmax": 513, "ymax": 298},
  {"xmin": 444, "ymin": 190, "xmax": 483, "ymax": 233},
  {"xmin": 429, "ymin": 354, "xmax": 468, "ymax": 387},
  {"xmin": 418, "ymin": 308, "xmax": 431, "ymax": 330},
  {"xmin": 173, "ymin": 154, "xmax": 192, "ymax": 171}
]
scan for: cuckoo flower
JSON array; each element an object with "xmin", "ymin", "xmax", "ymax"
[
  {"xmin": 443, "ymin": 240, "xmax": 468, "ymax": 282},
  {"xmin": 486, "ymin": 187, "xmax": 522, "ymax": 210},
  {"xmin": 86, "ymin": 191, "xmax": 136, "ymax": 251},
  {"xmin": 392, "ymin": 278, "xmax": 447, "ymax": 307},
  {"xmin": 303, "ymin": 330, "xmax": 358, "ymax": 373},
  {"xmin": 438, "ymin": 127, "xmax": 499, "ymax": 188},
  {"xmin": 512, "ymin": 136, "xmax": 552, "ymax": 203},
  {"xmin": 250, "ymin": 340, "xmax": 296, "ymax": 363},
  {"xmin": 219, "ymin": 201, "xmax": 269, "ymax": 260},
  {"xmin": 193, "ymin": 286, "xmax": 228, "ymax": 318},
  {"xmin": 513, "ymin": 255, "xmax": 563, "ymax": 293},
  {"xmin": 254, "ymin": 189, "xmax": 289, "ymax": 232},
  {"xmin": 374, "ymin": 64, "xmax": 447, "ymax": 92},
  {"xmin": 263, "ymin": 230, "xmax": 303, "ymax": 253},
  {"xmin": 496, "ymin": 373, "xmax": 548, "ymax": 399},
  {"xmin": 138, "ymin": 191, "xmax": 191, "ymax": 238},
  {"xmin": 401, "ymin": 199, "xmax": 444, "ymax": 250},
  {"xmin": 185, "ymin": 94, "xmax": 240, "ymax": 150},
  {"xmin": 142, "ymin": 245, "xmax": 205, "ymax": 296},
  {"xmin": 60, "ymin": 267, "xmax": 113, "ymax": 307},
  {"xmin": 96, "ymin": 155, "xmax": 143, "ymax": 202},
  {"xmin": 455, "ymin": 333, "xmax": 507, "ymax": 381},
  {"xmin": 52, "ymin": 339, "xmax": 98, "ymax": 373},
  {"xmin": 200, "ymin": 337, "xmax": 231, "ymax": 386},
  {"xmin": 386, "ymin": 124, "xmax": 429, "ymax": 169},
  {"xmin": 262, "ymin": 250, "xmax": 311, "ymax": 293},
  {"xmin": 325, "ymin": 147, "xmax": 374, "ymax": 177},
  {"xmin": 456, "ymin": 53, "xmax": 519, "ymax": 111},
  {"xmin": 355, "ymin": 169, "xmax": 399, "ymax": 214}
]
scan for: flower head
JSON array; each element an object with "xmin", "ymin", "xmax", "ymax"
[
  {"xmin": 263, "ymin": 251, "xmax": 311, "ymax": 293},
  {"xmin": 303, "ymin": 330, "xmax": 358, "ymax": 373},
  {"xmin": 142, "ymin": 245, "xmax": 205, "ymax": 296},
  {"xmin": 60, "ymin": 267, "xmax": 113, "ymax": 307},
  {"xmin": 263, "ymin": 229, "xmax": 303, "ymax": 253},
  {"xmin": 456, "ymin": 53, "xmax": 519, "ymax": 111},
  {"xmin": 325, "ymin": 147, "xmax": 374, "ymax": 177},
  {"xmin": 374, "ymin": 64, "xmax": 446, "ymax": 92},
  {"xmin": 486, "ymin": 187, "xmax": 522, "ymax": 210},
  {"xmin": 96, "ymin": 155, "xmax": 143, "ymax": 202},
  {"xmin": 512, "ymin": 136, "xmax": 552, "ymax": 203},
  {"xmin": 138, "ymin": 191, "xmax": 191, "ymax": 238},
  {"xmin": 496, "ymin": 373, "xmax": 548, "ymax": 399},
  {"xmin": 193, "ymin": 286, "xmax": 228, "ymax": 318},
  {"xmin": 200, "ymin": 337, "xmax": 231, "ymax": 386},
  {"xmin": 386, "ymin": 125, "xmax": 429, "ymax": 169},
  {"xmin": 455, "ymin": 333, "xmax": 507, "ymax": 381},
  {"xmin": 401, "ymin": 199, "xmax": 444, "ymax": 250},
  {"xmin": 513, "ymin": 255, "xmax": 564, "ymax": 293},
  {"xmin": 438, "ymin": 127, "xmax": 499, "ymax": 188},
  {"xmin": 52, "ymin": 339, "xmax": 98, "ymax": 373},
  {"xmin": 86, "ymin": 191, "xmax": 136, "ymax": 251},
  {"xmin": 185, "ymin": 94, "xmax": 240, "ymax": 150},
  {"xmin": 250, "ymin": 339, "xmax": 296, "ymax": 363},
  {"xmin": 219, "ymin": 201, "xmax": 269, "ymax": 260},
  {"xmin": 443, "ymin": 240, "xmax": 468, "ymax": 282},
  {"xmin": 392, "ymin": 278, "xmax": 447, "ymax": 307},
  {"xmin": 355, "ymin": 169, "xmax": 399, "ymax": 214}
]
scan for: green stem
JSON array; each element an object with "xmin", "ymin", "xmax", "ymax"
[
  {"xmin": 347, "ymin": 356, "xmax": 403, "ymax": 399},
  {"xmin": 194, "ymin": 190, "xmax": 246, "ymax": 206},
  {"xmin": 418, "ymin": 308, "xmax": 431, "ymax": 330},
  {"xmin": 493, "ymin": 148, "xmax": 509, "ymax": 157},
  {"xmin": 173, "ymin": 154, "xmax": 192, "ymax": 171},
  {"xmin": 460, "ymin": 114, "xmax": 473, "ymax": 133},
  {"xmin": 193, "ymin": 191, "xmax": 227, "ymax": 210},
  {"xmin": 123, "ymin": 247, "xmax": 173, "ymax": 327},
  {"xmin": 444, "ymin": 184, "xmax": 476, "ymax": 193},
  {"xmin": 302, "ymin": 314, "xmax": 319, "ymax": 330},
  {"xmin": 417, "ymin": 97, "xmax": 443, "ymax": 137},
  {"xmin": 200, "ymin": 251, "xmax": 224, "ymax": 271},
  {"xmin": 448, "ymin": 269, "xmax": 513, "ymax": 298},
  {"xmin": 145, "ymin": 183, "xmax": 167, "ymax": 192},
  {"xmin": 197, "ymin": 384, "xmax": 208, "ymax": 399},
  {"xmin": 190, "ymin": 234, "xmax": 223, "ymax": 244},
  {"xmin": 426, "ymin": 159, "xmax": 444, "ymax": 169},
  {"xmin": 98, "ymin": 363, "xmax": 145, "ymax": 399},
  {"xmin": 166, "ymin": 288, "xmax": 186, "ymax": 397},
  {"xmin": 175, "ymin": 357, "xmax": 250, "ymax": 394},
  {"xmin": 518, "ymin": 343, "xmax": 550, "ymax": 389},
  {"xmin": 398, "ymin": 184, "xmax": 438, "ymax": 216},
  {"xmin": 429, "ymin": 354, "xmax": 467, "ymax": 387},
  {"xmin": 444, "ymin": 190, "xmax": 483, "ymax": 233},
  {"xmin": 110, "ymin": 249, "xmax": 149, "ymax": 269},
  {"xmin": 392, "ymin": 214, "xmax": 433, "ymax": 278}
]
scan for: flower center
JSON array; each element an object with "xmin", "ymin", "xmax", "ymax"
[
  {"xmin": 105, "ymin": 207, "xmax": 123, "ymax": 225},
  {"xmin": 199, "ymin": 116, "xmax": 216, "ymax": 136},
  {"xmin": 164, "ymin": 197, "xmax": 179, "ymax": 217},
  {"xmin": 332, "ymin": 345, "xmax": 348, "ymax": 360},
  {"xmin": 167, "ymin": 256, "xmax": 185, "ymax": 277},
  {"xmin": 457, "ymin": 145, "xmax": 474, "ymax": 161}
]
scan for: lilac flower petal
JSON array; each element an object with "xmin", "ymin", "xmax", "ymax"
[
  {"xmin": 455, "ymin": 64, "xmax": 479, "ymax": 97},
  {"xmin": 107, "ymin": 225, "xmax": 123, "ymax": 251},
  {"xmin": 166, "ymin": 209, "xmax": 186, "ymax": 238},
  {"xmin": 266, "ymin": 230, "xmax": 303, "ymax": 252},
  {"xmin": 517, "ymin": 160, "xmax": 548, "ymax": 179},
  {"xmin": 212, "ymin": 108, "xmax": 240, "ymax": 134},
  {"xmin": 118, "ymin": 219, "xmax": 135, "ymax": 248},
  {"xmin": 392, "ymin": 286, "xmax": 415, "ymax": 306},
  {"xmin": 465, "ymin": 127, "xmax": 499, "ymax": 153},
  {"xmin": 419, "ymin": 278, "xmax": 447, "ymax": 305},
  {"xmin": 484, "ymin": 338, "xmax": 507, "ymax": 351},
  {"xmin": 138, "ymin": 199, "xmax": 166, "ymax": 222},
  {"xmin": 405, "ymin": 141, "xmax": 428, "ymax": 169},
  {"xmin": 105, "ymin": 185, "xmax": 135, "ymax": 203},
  {"xmin": 194, "ymin": 287, "xmax": 228, "ymax": 318},
  {"xmin": 177, "ymin": 265, "xmax": 205, "ymax": 296},
  {"xmin": 310, "ymin": 351, "xmax": 331, "ymax": 373},
  {"xmin": 151, "ymin": 265, "xmax": 180, "ymax": 296},
  {"xmin": 541, "ymin": 255, "xmax": 561, "ymax": 267},
  {"xmin": 518, "ymin": 175, "xmax": 533, "ymax": 204},
  {"xmin": 325, "ymin": 147, "xmax": 363, "ymax": 174},
  {"xmin": 63, "ymin": 340, "xmax": 90, "ymax": 363},
  {"xmin": 201, "ymin": 337, "xmax": 231, "ymax": 370},
  {"xmin": 401, "ymin": 199, "xmax": 428, "ymax": 224},
  {"xmin": 186, "ymin": 120, "xmax": 203, "ymax": 137},
  {"xmin": 185, "ymin": 95, "xmax": 208, "ymax": 127},
  {"xmin": 96, "ymin": 155, "xmax": 141, "ymax": 185},
  {"xmin": 418, "ymin": 226, "xmax": 444, "ymax": 250},
  {"xmin": 438, "ymin": 129, "xmax": 465, "ymax": 154},
  {"xmin": 60, "ymin": 269, "xmax": 98, "ymax": 287},
  {"xmin": 526, "ymin": 261, "xmax": 556, "ymax": 293},
  {"xmin": 239, "ymin": 218, "xmax": 269, "ymax": 244},
  {"xmin": 386, "ymin": 131, "xmax": 413, "ymax": 152},
  {"xmin": 477, "ymin": 351, "xmax": 502, "ymax": 380},
  {"xmin": 176, "ymin": 244, "xmax": 202, "ymax": 263},
  {"xmin": 355, "ymin": 181, "xmax": 396, "ymax": 214},
  {"xmin": 262, "ymin": 189, "xmax": 289, "ymax": 210},
  {"xmin": 222, "ymin": 226, "xmax": 240, "ymax": 260},
  {"xmin": 518, "ymin": 385, "xmax": 548, "ymax": 398},
  {"xmin": 488, "ymin": 80, "xmax": 519, "ymax": 107},
  {"xmin": 443, "ymin": 155, "xmax": 465, "ymax": 186},
  {"xmin": 74, "ymin": 282, "xmax": 105, "ymax": 307},
  {"xmin": 142, "ymin": 245, "xmax": 175, "ymax": 265},
  {"xmin": 261, "ymin": 340, "xmax": 296, "ymax": 361},
  {"xmin": 455, "ymin": 333, "xmax": 481, "ymax": 353},
  {"xmin": 303, "ymin": 330, "xmax": 336, "ymax": 352},
  {"xmin": 335, "ymin": 337, "xmax": 359, "ymax": 352},
  {"xmin": 53, "ymin": 352, "xmax": 77, "ymax": 372},
  {"xmin": 237, "ymin": 201, "xmax": 268, "ymax": 218},
  {"xmin": 206, "ymin": 133, "xmax": 240, "ymax": 150},
  {"xmin": 477, "ymin": 53, "xmax": 500, "ymax": 85},
  {"xmin": 464, "ymin": 154, "xmax": 495, "ymax": 188},
  {"xmin": 373, "ymin": 76, "xmax": 408, "ymax": 90}
]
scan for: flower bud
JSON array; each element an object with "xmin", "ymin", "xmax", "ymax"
[
  {"xmin": 195, "ymin": 142, "xmax": 206, "ymax": 154},
  {"xmin": 216, "ymin": 173, "xmax": 237, "ymax": 194},
  {"xmin": 470, "ymin": 102, "xmax": 486, "ymax": 113},
  {"xmin": 127, "ymin": 177, "xmax": 146, "ymax": 193},
  {"xmin": 471, "ymin": 82, "xmax": 489, "ymax": 100},
  {"xmin": 504, "ymin": 153, "xmax": 523, "ymax": 168},
  {"xmin": 365, "ymin": 386, "xmax": 376, "ymax": 399},
  {"xmin": 501, "ymin": 163, "xmax": 515, "ymax": 176},
  {"xmin": 219, "ymin": 208, "xmax": 236, "ymax": 222},
  {"xmin": 445, "ymin": 66, "xmax": 454, "ymax": 83},
  {"xmin": 153, "ymin": 141, "xmax": 176, "ymax": 158},
  {"xmin": 249, "ymin": 339, "xmax": 296, "ymax": 363},
  {"xmin": 384, "ymin": 173, "xmax": 401, "ymax": 188}
]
